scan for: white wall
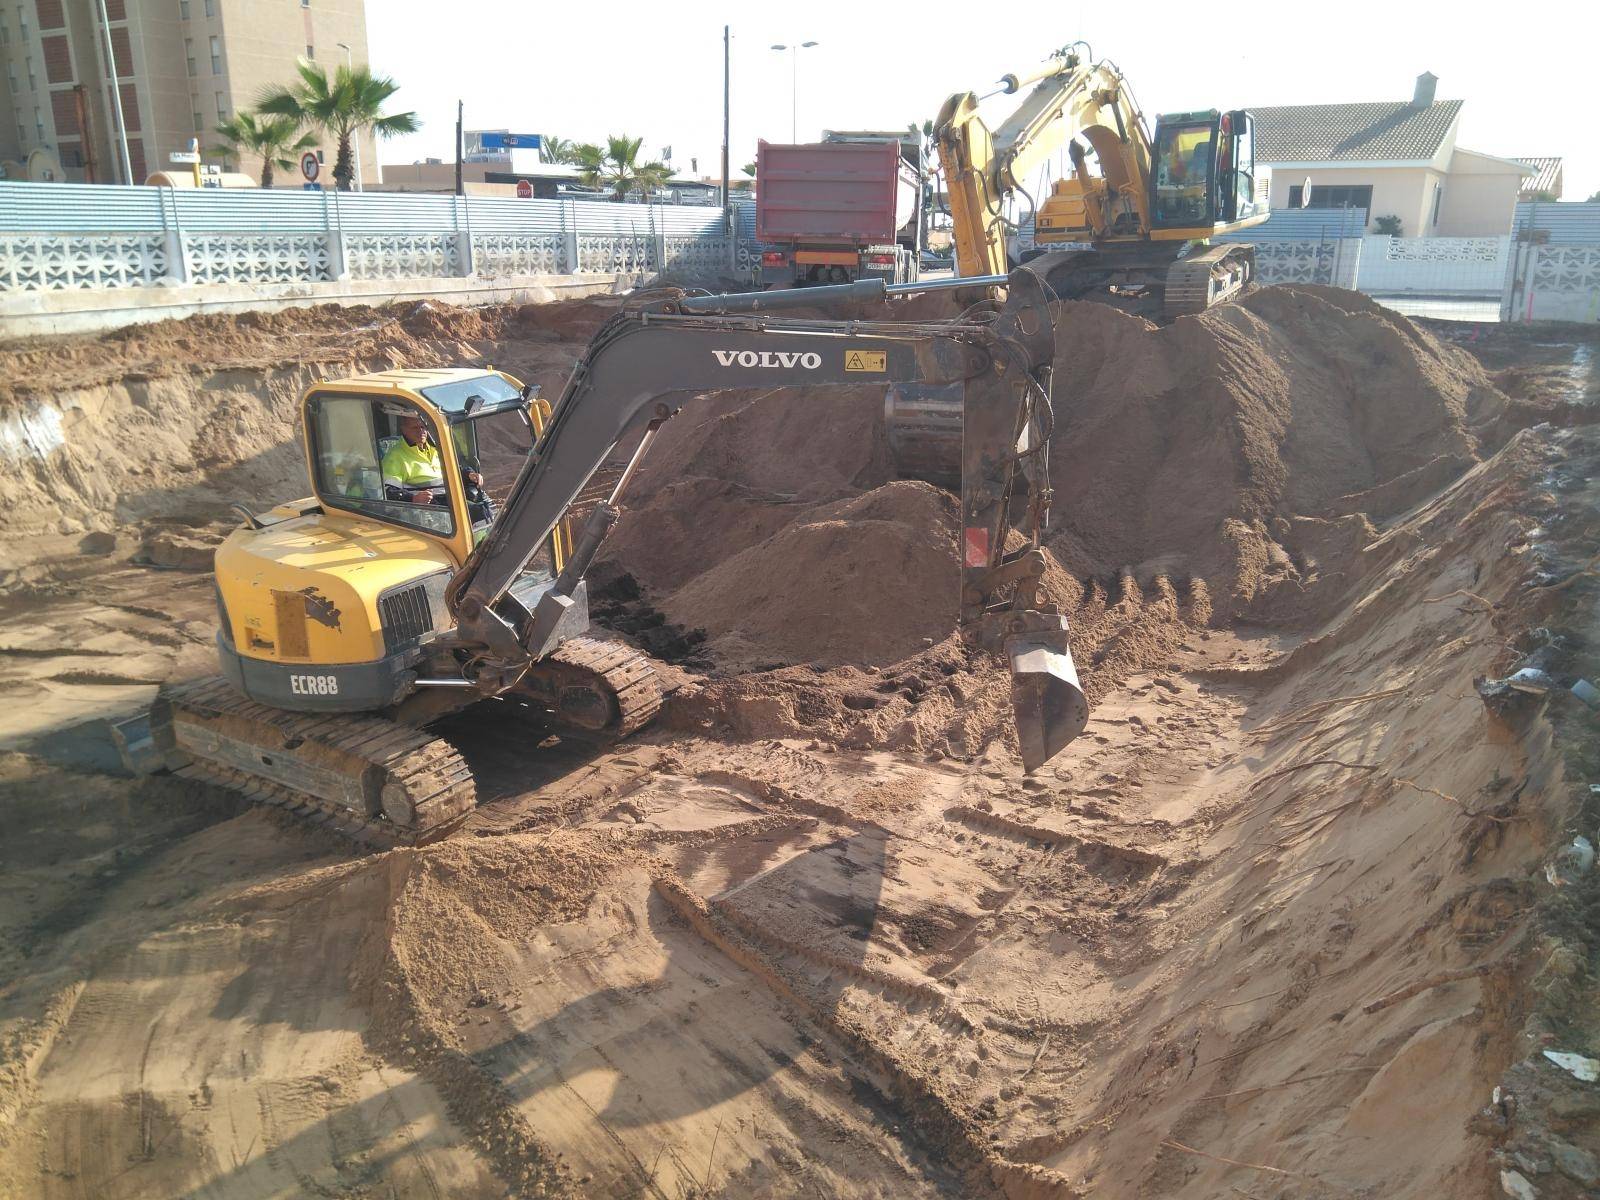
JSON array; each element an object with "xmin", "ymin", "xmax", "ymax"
[{"xmin": 1265, "ymin": 165, "xmax": 1439, "ymax": 236}]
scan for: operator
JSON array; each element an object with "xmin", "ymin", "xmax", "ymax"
[{"xmin": 382, "ymin": 413, "xmax": 495, "ymax": 522}]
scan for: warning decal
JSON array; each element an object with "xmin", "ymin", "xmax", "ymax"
[{"xmin": 844, "ymin": 350, "xmax": 887, "ymax": 372}]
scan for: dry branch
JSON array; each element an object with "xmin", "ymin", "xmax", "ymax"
[{"xmin": 1360, "ymin": 964, "xmax": 1492, "ymax": 1014}]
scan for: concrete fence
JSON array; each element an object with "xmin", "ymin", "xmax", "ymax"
[
  {"xmin": 0, "ymin": 181, "xmax": 755, "ymax": 293},
  {"xmin": 4, "ymin": 184, "xmax": 1598, "ymax": 328}
]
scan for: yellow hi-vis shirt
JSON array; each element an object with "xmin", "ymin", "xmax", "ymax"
[{"xmin": 381, "ymin": 437, "xmax": 444, "ymax": 490}]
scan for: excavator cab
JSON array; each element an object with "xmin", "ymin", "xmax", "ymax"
[{"xmin": 1149, "ymin": 109, "xmax": 1265, "ymax": 232}]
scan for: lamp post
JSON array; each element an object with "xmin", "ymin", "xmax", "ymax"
[
  {"xmin": 335, "ymin": 41, "xmax": 361, "ymax": 191},
  {"xmin": 769, "ymin": 41, "xmax": 818, "ymax": 143}
]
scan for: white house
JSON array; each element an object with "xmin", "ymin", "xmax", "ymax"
[{"xmin": 1251, "ymin": 74, "xmax": 1533, "ymax": 238}]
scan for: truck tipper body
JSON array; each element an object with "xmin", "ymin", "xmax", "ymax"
[{"xmin": 755, "ymin": 133, "xmax": 923, "ymax": 287}]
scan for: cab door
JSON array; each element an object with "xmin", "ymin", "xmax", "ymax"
[{"xmin": 1221, "ymin": 111, "xmax": 1263, "ymax": 225}]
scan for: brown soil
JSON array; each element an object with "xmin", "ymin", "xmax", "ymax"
[{"xmin": 1, "ymin": 287, "xmax": 1597, "ymax": 1200}]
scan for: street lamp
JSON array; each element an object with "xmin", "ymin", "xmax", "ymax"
[
  {"xmin": 770, "ymin": 41, "xmax": 818, "ymax": 143},
  {"xmin": 335, "ymin": 41, "xmax": 361, "ymax": 191}
]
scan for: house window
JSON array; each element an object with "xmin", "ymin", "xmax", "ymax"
[
  {"xmin": 18, "ymin": 5, "xmax": 27, "ymax": 41},
  {"xmin": 179, "ymin": 0, "xmax": 189, "ymax": 16},
  {"xmin": 302, "ymin": 0, "xmax": 310, "ymax": 6},
  {"xmin": 4, "ymin": 62, "xmax": 14, "ymax": 94},
  {"xmin": 305, "ymin": 44, "xmax": 313, "ymax": 59},
  {"xmin": 0, "ymin": 14, "xmax": 9, "ymax": 44},
  {"xmin": 209, "ymin": 35, "xmax": 221, "ymax": 74},
  {"xmin": 25, "ymin": 55, "xmax": 34, "ymax": 90},
  {"xmin": 1431, "ymin": 183, "xmax": 1443, "ymax": 228},
  {"xmin": 215, "ymin": 90, "xmax": 225, "ymax": 118},
  {"xmin": 34, "ymin": 106, "xmax": 43, "ymax": 140},
  {"xmin": 1291, "ymin": 184, "xmax": 1374, "ymax": 211},
  {"xmin": 185, "ymin": 38, "xmax": 195, "ymax": 75},
  {"xmin": 203, "ymin": 0, "xmax": 214, "ymax": 15},
  {"xmin": 315, "ymin": 149, "xmax": 324, "ymax": 163},
  {"xmin": 193, "ymin": 108, "xmax": 203, "ymax": 132}
]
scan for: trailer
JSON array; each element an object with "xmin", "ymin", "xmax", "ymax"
[{"xmin": 755, "ymin": 133, "xmax": 923, "ymax": 288}]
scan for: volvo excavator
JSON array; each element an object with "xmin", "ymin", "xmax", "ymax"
[
  {"xmin": 885, "ymin": 44, "xmax": 1272, "ymax": 482},
  {"xmin": 114, "ymin": 269, "xmax": 1088, "ymax": 846}
]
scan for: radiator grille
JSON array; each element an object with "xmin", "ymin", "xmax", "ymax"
[{"xmin": 378, "ymin": 582, "xmax": 433, "ymax": 654}]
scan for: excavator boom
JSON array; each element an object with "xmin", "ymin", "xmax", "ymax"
[{"xmin": 449, "ymin": 269, "xmax": 1086, "ymax": 771}]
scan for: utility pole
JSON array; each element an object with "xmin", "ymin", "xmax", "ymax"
[
  {"xmin": 454, "ymin": 99, "xmax": 464, "ymax": 196},
  {"xmin": 720, "ymin": 24, "xmax": 730, "ymax": 213},
  {"xmin": 94, "ymin": 0, "xmax": 132, "ymax": 183}
]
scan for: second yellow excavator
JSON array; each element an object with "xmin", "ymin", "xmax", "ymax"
[{"xmin": 934, "ymin": 43, "xmax": 1270, "ymax": 317}]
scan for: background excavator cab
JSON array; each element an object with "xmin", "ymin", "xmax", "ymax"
[{"xmin": 1149, "ymin": 109, "xmax": 1264, "ymax": 231}]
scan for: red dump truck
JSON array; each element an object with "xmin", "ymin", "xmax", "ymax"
[{"xmin": 755, "ymin": 133, "xmax": 922, "ymax": 288}]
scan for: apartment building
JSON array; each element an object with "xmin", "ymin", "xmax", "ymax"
[{"xmin": 0, "ymin": 0, "xmax": 377, "ymax": 186}]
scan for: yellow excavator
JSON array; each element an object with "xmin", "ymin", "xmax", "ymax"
[
  {"xmin": 884, "ymin": 44, "xmax": 1271, "ymax": 482},
  {"xmin": 935, "ymin": 43, "xmax": 1269, "ymax": 316},
  {"xmin": 115, "ymin": 270, "xmax": 1089, "ymax": 846}
]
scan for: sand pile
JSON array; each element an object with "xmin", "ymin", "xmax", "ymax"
[
  {"xmin": 1044, "ymin": 286, "xmax": 1504, "ymax": 615},
  {"xmin": 601, "ymin": 285, "xmax": 1508, "ymax": 669},
  {"xmin": 660, "ymin": 482, "xmax": 959, "ymax": 670}
]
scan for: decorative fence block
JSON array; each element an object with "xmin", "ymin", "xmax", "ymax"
[
  {"xmin": 1530, "ymin": 246, "xmax": 1600, "ymax": 294},
  {"xmin": 576, "ymin": 234, "xmax": 655, "ymax": 275},
  {"xmin": 0, "ymin": 233, "xmax": 168, "ymax": 290},
  {"xmin": 474, "ymin": 233, "xmax": 564, "ymax": 276},
  {"xmin": 663, "ymin": 235, "xmax": 733, "ymax": 275},
  {"xmin": 344, "ymin": 233, "xmax": 458, "ymax": 280},
  {"xmin": 186, "ymin": 234, "xmax": 329, "ymax": 285}
]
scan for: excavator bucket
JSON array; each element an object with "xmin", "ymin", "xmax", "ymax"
[
  {"xmin": 884, "ymin": 382, "xmax": 963, "ymax": 487},
  {"xmin": 1008, "ymin": 628, "xmax": 1089, "ymax": 772}
]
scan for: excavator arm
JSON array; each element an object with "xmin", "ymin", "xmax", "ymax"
[
  {"xmin": 445, "ymin": 269, "xmax": 1087, "ymax": 770},
  {"xmin": 935, "ymin": 45, "xmax": 1154, "ymax": 276}
]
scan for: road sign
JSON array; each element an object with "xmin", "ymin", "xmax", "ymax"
[
  {"xmin": 300, "ymin": 151, "xmax": 320, "ymax": 182},
  {"xmin": 302, "ymin": 182, "xmax": 323, "ymax": 191},
  {"xmin": 515, "ymin": 179, "xmax": 532, "ymax": 199},
  {"xmin": 168, "ymin": 150, "xmax": 200, "ymax": 164},
  {"xmin": 479, "ymin": 132, "xmax": 540, "ymax": 150}
]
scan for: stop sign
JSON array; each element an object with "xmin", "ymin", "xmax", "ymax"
[{"xmin": 516, "ymin": 179, "xmax": 532, "ymax": 199}]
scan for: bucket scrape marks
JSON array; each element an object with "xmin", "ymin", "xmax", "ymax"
[{"xmin": 456, "ymin": 866, "xmax": 950, "ymax": 1198}]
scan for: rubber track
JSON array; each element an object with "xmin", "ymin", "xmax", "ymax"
[
  {"xmin": 156, "ymin": 677, "xmax": 477, "ymax": 849},
  {"xmin": 1164, "ymin": 244, "xmax": 1254, "ymax": 317},
  {"xmin": 544, "ymin": 635, "xmax": 663, "ymax": 737}
]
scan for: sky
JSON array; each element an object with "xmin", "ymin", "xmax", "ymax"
[{"xmin": 368, "ymin": 0, "xmax": 1599, "ymax": 202}]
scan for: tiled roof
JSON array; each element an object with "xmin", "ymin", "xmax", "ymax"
[
  {"xmin": 1249, "ymin": 99, "xmax": 1463, "ymax": 163},
  {"xmin": 1514, "ymin": 157, "xmax": 1563, "ymax": 195}
]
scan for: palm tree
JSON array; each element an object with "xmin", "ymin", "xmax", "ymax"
[
  {"xmin": 213, "ymin": 110, "xmax": 316, "ymax": 188},
  {"xmin": 541, "ymin": 135, "xmax": 578, "ymax": 165},
  {"xmin": 258, "ymin": 60, "xmax": 418, "ymax": 191},
  {"xmin": 574, "ymin": 135, "xmax": 669, "ymax": 202}
]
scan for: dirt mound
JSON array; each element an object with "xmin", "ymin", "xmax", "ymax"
[
  {"xmin": 1045, "ymin": 285, "xmax": 1504, "ymax": 616},
  {"xmin": 661, "ymin": 481, "xmax": 960, "ymax": 670}
]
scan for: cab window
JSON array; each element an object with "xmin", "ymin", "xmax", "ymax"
[
  {"xmin": 1153, "ymin": 122, "xmax": 1215, "ymax": 225},
  {"xmin": 307, "ymin": 396, "xmax": 455, "ymax": 537}
]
